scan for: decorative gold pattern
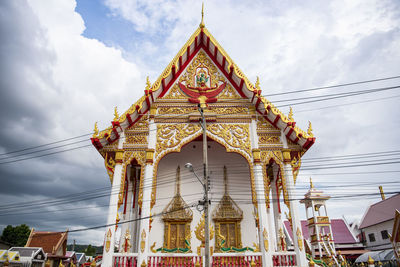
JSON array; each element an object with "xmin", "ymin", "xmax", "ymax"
[
  {"xmin": 156, "ymin": 124, "xmax": 201, "ymax": 154},
  {"xmin": 307, "ymin": 121, "xmax": 314, "ymax": 137},
  {"xmin": 290, "ymin": 156, "xmax": 301, "ymax": 184},
  {"xmin": 122, "ymin": 229, "xmax": 132, "ymax": 252},
  {"xmin": 258, "ymin": 135, "xmax": 281, "ymax": 145},
  {"xmin": 93, "ymin": 122, "xmax": 99, "ymax": 137},
  {"xmin": 195, "ymin": 213, "xmax": 215, "ymax": 245},
  {"xmin": 207, "ymin": 124, "xmax": 251, "ymax": 156},
  {"xmin": 288, "ymin": 107, "xmax": 294, "ymax": 122},
  {"xmin": 179, "ymin": 51, "xmax": 224, "ymax": 89},
  {"xmin": 278, "ymin": 228, "xmax": 287, "ymax": 251},
  {"xmin": 104, "ymin": 153, "xmax": 116, "ymax": 183},
  {"xmin": 218, "ymin": 84, "xmax": 242, "ymax": 99},
  {"xmin": 140, "ymin": 229, "xmax": 146, "ymax": 253},
  {"xmin": 263, "ymin": 228, "xmax": 269, "ymax": 252},
  {"xmin": 126, "ymin": 135, "xmax": 147, "ymax": 144},
  {"xmin": 162, "ymin": 84, "xmax": 188, "ymax": 99},
  {"xmin": 296, "ymin": 227, "xmax": 303, "ymax": 251},
  {"xmin": 105, "ymin": 228, "xmax": 112, "ymax": 252},
  {"xmin": 158, "ymin": 106, "xmax": 195, "ymax": 115}
]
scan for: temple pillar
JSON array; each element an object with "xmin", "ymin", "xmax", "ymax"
[
  {"xmin": 250, "ymin": 119, "xmax": 273, "ymax": 267},
  {"xmin": 137, "ymin": 114, "xmax": 156, "ymax": 266},
  {"xmin": 102, "ymin": 133, "xmax": 125, "ymax": 267},
  {"xmin": 281, "ymin": 132, "xmax": 308, "ymax": 267}
]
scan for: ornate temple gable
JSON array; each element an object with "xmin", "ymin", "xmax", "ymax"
[
  {"xmin": 162, "ymin": 166, "xmax": 193, "ymax": 222},
  {"xmin": 161, "ymin": 50, "xmax": 243, "ymax": 102},
  {"xmin": 91, "ymin": 24, "xmax": 315, "ymax": 157}
]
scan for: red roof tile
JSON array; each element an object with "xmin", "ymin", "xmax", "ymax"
[
  {"xmin": 284, "ymin": 219, "xmax": 357, "ymax": 244},
  {"xmin": 359, "ymin": 194, "xmax": 400, "ymax": 229},
  {"xmin": 26, "ymin": 231, "xmax": 67, "ymax": 255}
]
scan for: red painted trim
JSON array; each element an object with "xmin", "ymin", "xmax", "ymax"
[
  {"xmin": 161, "ymin": 78, "xmax": 165, "ymax": 91},
  {"xmin": 222, "ymin": 56, "xmax": 226, "ymax": 71},
  {"xmin": 150, "ymin": 90, "xmax": 154, "ymax": 102},
  {"xmin": 286, "ymin": 127, "xmax": 294, "ymax": 138},
  {"xmin": 187, "ymin": 46, "xmax": 190, "ymax": 60},
  {"xmin": 194, "ymin": 36, "xmax": 198, "ymax": 48},
  {"xmin": 272, "ymin": 115, "xmax": 280, "ymax": 127},
  {"xmin": 207, "ymin": 36, "xmax": 210, "ymax": 49},
  {"xmin": 255, "ymin": 96, "xmax": 261, "ymax": 109},
  {"xmin": 214, "ymin": 45, "xmax": 218, "ymax": 59},
  {"xmin": 91, "ymin": 138, "xmax": 103, "ymax": 150},
  {"xmin": 179, "ymin": 56, "xmax": 182, "ymax": 69},
  {"xmin": 145, "ymin": 95, "xmax": 150, "ymax": 107},
  {"xmin": 158, "ymin": 44, "xmax": 202, "ymax": 98},
  {"xmin": 203, "ymin": 46, "xmax": 247, "ymax": 98},
  {"xmin": 171, "ymin": 65, "xmax": 176, "ymax": 78},
  {"xmin": 229, "ymin": 65, "xmax": 234, "ymax": 78},
  {"xmin": 293, "ymin": 136, "xmax": 299, "ymax": 143},
  {"xmin": 126, "ymin": 113, "xmax": 133, "ymax": 125}
]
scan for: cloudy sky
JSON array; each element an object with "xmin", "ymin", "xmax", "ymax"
[{"xmin": 0, "ymin": 0, "xmax": 399, "ymax": 245}]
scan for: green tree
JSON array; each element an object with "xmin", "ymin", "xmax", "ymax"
[
  {"xmin": 84, "ymin": 244, "xmax": 96, "ymax": 256},
  {"xmin": 1, "ymin": 224, "xmax": 31, "ymax": 246}
]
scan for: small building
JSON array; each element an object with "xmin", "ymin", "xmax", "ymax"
[
  {"xmin": 359, "ymin": 193, "xmax": 400, "ymax": 251},
  {"xmin": 8, "ymin": 247, "xmax": 46, "ymax": 267},
  {"xmin": 64, "ymin": 251, "xmax": 77, "ymax": 267},
  {"xmin": 0, "ymin": 240, "xmax": 11, "ymax": 250},
  {"xmin": 75, "ymin": 253, "xmax": 86, "ymax": 267},
  {"xmin": 0, "ymin": 250, "xmax": 23, "ymax": 267},
  {"xmin": 25, "ymin": 229, "xmax": 68, "ymax": 267}
]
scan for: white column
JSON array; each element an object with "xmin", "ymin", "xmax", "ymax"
[
  {"xmin": 102, "ymin": 133, "xmax": 125, "ymax": 267},
  {"xmin": 249, "ymin": 119, "xmax": 273, "ymax": 267},
  {"xmin": 137, "ymin": 118, "xmax": 156, "ymax": 266},
  {"xmin": 281, "ymin": 131, "xmax": 308, "ymax": 267}
]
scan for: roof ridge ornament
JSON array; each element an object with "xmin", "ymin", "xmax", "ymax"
[
  {"xmin": 145, "ymin": 76, "xmax": 151, "ymax": 90},
  {"xmin": 307, "ymin": 121, "xmax": 313, "ymax": 137},
  {"xmin": 93, "ymin": 122, "xmax": 99, "ymax": 137},
  {"xmin": 114, "ymin": 106, "xmax": 119, "ymax": 121},
  {"xmin": 310, "ymin": 177, "xmax": 314, "ymax": 189},
  {"xmin": 199, "ymin": 2, "xmax": 205, "ymax": 28},
  {"xmin": 288, "ymin": 107, "xmax": 294, "ymax": 122}
]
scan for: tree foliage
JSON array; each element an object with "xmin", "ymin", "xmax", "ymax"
[{"xmin": 1, "ymin": 224, "xmax": 31, "ymax": 246}]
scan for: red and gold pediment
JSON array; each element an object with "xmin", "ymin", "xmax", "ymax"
[{"xmin": 91, "ymin": 25, "xmax": 315, "ymax": 155}]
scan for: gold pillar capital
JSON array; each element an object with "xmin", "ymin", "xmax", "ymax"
[
  {"xmin": 115, "ymin": 150, "xmax": 124, "ymax": 164},
  {"xmin": 146, "ymin": 149, "xmax": 155, "ymax": 164},
  {"xmin": 252, "ymin": 148, "xmax": 261, "ymax": 163},
  {"xmin": 282, "ymin": 149, "xmax": 291, "ymax": 163}
]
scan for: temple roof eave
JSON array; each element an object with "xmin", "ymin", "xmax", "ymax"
[{"xmin": 91, "ymin": 26, "xmax": 315, "ymax": 155}]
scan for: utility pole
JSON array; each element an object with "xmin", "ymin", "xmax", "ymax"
[{"xmin": 199, "ymin": 105, "xmax": 210, "ymax": 267}]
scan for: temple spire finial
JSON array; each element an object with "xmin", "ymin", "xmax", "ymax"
[
  {"xmin": 199, "ymin": 3, "xmax": 205, "ymax": 28},
  {"xmin": 310, "ymin": 177, "xmax": 314, "ymax": 189},
  {"xmin": 175, "ymin": 166, "xmax": 181, "ymax": 195},
  {"xmin": 114, "ymin": 106, "xmax": 119, "ymax": 121},
  {"xmin": 223, "ymin": 165, "xmax": 228, "ymax": 195}
]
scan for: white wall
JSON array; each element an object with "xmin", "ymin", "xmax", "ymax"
[
  {"xmin": 363, "ymin": 219, "xmax": 393, "ymax": 251},
  {"xmin": 149, "ymin": 140, "xmax": 258, "ymax": 252}
]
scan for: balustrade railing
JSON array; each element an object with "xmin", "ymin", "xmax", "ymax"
[
  {"xmin": 212, "ymin": 254, "xmax": 262, "ymax": 267},
  {"xmin": 113, "ymin": 254, "xmax": 138, "ymax": 267},
  {"xmin": 147, "ymin": 255, "xmax": 202, "ymax": 267},
  {"xmin": 272, "ymin": 252, "xmax": 296, "ymax": 267}
]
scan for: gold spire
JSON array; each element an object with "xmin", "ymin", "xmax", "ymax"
[
  {"xmin": 307, "ymin": 121, "xmax": 313, "ymax": 137},
  {"xmin": 146, "ymin": 76, "xmax": 151, "ymax": 90},
  {"xmin": 288, "ymin": 107, "xmax": 294, "ymax": 121},
  {"xmin": 175, "ymin": 166, "xmax": 181, "ymax": 195},
  {"xmin": 199, "ymin": 3, "xmax": 205, "ymax": 28},
  {"xmin": 310, "ymin": 177, "xmax": 314, "ymax": 189},
  {"xmin": 93, "ymin": 122, "xmax": 99, "ymax": 137},
  {"xmin": 114, "ymin": 106, "xmax": 119, "ymax": 121},
  {"xmin": 223, "ymin": 165, "xmax": 228, "ymax": 195},
  {"xmin": 367, "ymin": 255, "xmax": 374, "ymax": 265}
]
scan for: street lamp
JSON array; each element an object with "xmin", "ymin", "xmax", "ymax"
[{"xmin": 185, "ymin": 163, "xmax": 204, "ymax": 186}]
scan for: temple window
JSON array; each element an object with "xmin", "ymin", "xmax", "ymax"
[
  {"xmin": 212, "ymin": 166, "xmax": 243, "ymax": 252},
  {"xmin": 162, "ymin": 166, "xmax": 193, "ymax": 252}
]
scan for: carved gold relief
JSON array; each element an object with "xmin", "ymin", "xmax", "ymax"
[
  {"xmin": 207, "ymin": 124, "xmax": 251, "ymax": 156},
  {"xmin": 296, "ymin": 227, "xmax": 303, "ymax": 251},
  {"xmin": 263, "ymin": 228, "xmax": 269, "ymax": 252},
  {"xmin": 126, "ymin": 135, "xmax": 147, "ymax": 144},
  {"xmin": 195, "ymin": 213, "xmax": 215, "ymax": 245},
  {"xmin": 105, "ymin": 228, "xmax": 112, "ymax": 252},
  {"xmin": 140, "ymin": 229, "xmax": 146, "ymax": 253},
  {"xmin": 104, "ymin": 153, "xmax": 116, "ymax": 184},
  {"xmin": 218, "ymin": 84, "xmax": 242, "ymax": 99},
  {"xmin": 162, "ymin": 83, "xmax": 187, "ymax": 99},
  {"xmin": 209, "ymin": 107, "xmax": 248, "ymax": 115},
  {"xmin": 156, "ymin": 124, "xmax": 201, "ymax": 154},
  {"xmin": 291, "ymin": 156, "xmax": 301, "ymax": 185},
  {"xmin": 157, "ymin": 107, "xmax": 195, "ymax": 115},
  {"xmin": 258, "ymin": 135, "xmax": 281, "ymax": 145},
  {"xmin": 180, "ymin": 51, "xmax": 224, "ymax": 89}
]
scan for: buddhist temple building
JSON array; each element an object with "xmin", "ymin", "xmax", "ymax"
[{"xmin": 92, "ymin": 8, "xmax": 317, "ymax": 267}]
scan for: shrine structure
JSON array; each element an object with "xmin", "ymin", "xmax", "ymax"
[{"xmin": 91, "ymin": 9, "xmax": 316, "ymax": 267}]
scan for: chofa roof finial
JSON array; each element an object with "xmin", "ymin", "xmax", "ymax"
[{"xmin": 199, "ymin": 3, "xmax": 205, "ymax": 28}]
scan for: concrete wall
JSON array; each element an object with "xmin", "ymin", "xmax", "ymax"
[{"xmin": 149, "ymin": 140, "xmax": 258, "ymax": 252}]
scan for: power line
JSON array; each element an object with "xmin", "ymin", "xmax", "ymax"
[{"xmin": 263, "ymin": 75, "xmax": 400, "ymax": 97}]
